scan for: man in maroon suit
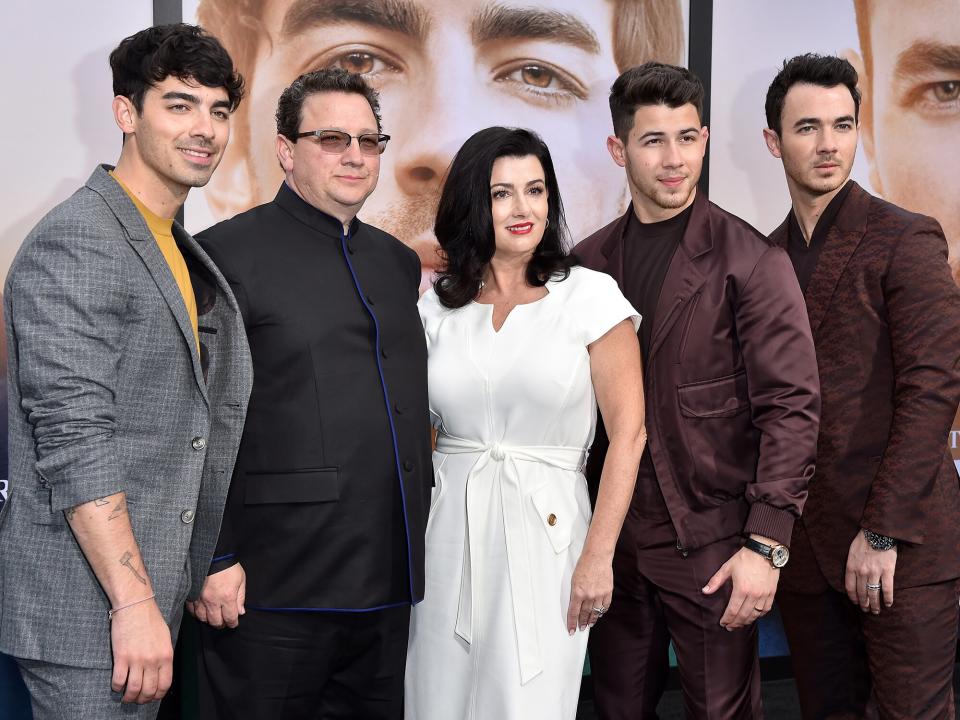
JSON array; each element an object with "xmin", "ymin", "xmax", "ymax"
[
  {"xmin": 764, "ymin": 53, "xmax": 960, "ymax": 720},
  {"xmin": 576, "ymin": 63, "xmax": 821, "ymax": 719}
]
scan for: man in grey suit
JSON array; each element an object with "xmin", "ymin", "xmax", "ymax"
[{"xmin": 0, "ymin": 25, "xmax": 251, "ymax": 719}]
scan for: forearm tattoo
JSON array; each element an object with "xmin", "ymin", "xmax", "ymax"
[
  {"xmin": 107, "ymin": 497, "xmax": 126, "ymax": 521},
  {"xmin": 119, "ymin": 551, "xmax": 148, "ymax": 585}
]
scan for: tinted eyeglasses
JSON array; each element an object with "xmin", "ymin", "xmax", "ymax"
[{"xmin": 295, "ymin": 130, "xmax": 390, "ymax": 155}]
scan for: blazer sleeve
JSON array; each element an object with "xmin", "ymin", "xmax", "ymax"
[
  {"xmin": 859, "ymin": 218, "xmax": 960, "ymax": 543},
  {"xmin": 6, "ymin": 215, "xmax": 126, "ymax": 511},
  {"xmin": 736, "ymin": 246, "xmax": 821, "ymax": 546},
  {"xmin": 199, "ymin": 235, "xmax": 249, "ymax": 574}
]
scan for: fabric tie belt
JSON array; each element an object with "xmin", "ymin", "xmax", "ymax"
[{"xmin": 435, "ymin": 432, "xmax": 587, "ymax": 685}]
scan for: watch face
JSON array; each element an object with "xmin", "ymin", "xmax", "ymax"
[{"xmin": 771, "ymin": 545, "xmax": 790, "ymax": 568}]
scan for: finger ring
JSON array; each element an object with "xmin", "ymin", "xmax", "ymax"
[
  {"xmin": 865, "ymin": 582, "xmax": 881, "ymax": 591},
  {"xmin": 592, "ymin": 605, "xmax": 606, "ymax": 615},
  {"xmin": 753, "ymin": 607, "xmax": 764, "ymax": 613}
]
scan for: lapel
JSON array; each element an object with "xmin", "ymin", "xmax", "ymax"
[
  {"xmin": 86, "ymin": 165, "xmax": 209, "ymax": 405},
  {"xmin": 774, "ymin": 182, "xmax": 870, "ymax": 335},
  {"xmin": 646, "ymin": 192, "xmax": 711, "ymax": 364}
]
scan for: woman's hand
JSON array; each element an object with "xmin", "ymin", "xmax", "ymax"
[{"xmin": 566, "ymin": 550, "xmax": 613, "ymax": 634}]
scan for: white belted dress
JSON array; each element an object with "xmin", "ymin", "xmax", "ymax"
[{"xmin": 405, "ymin": 266, "xmax": 640, "ymax": 720}]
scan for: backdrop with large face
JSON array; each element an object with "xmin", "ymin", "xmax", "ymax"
[{"xmin": 183, "ymin": 0, "xmax": 689, "ymax": 290}]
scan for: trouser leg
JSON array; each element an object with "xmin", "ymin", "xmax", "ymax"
[
  {"xmin": 862, "ymin": 579, "xmax": 959, "ymax": 720},
  {"xmin": 646, "ymin": 536, "xmax": 763, "ymax": 720},
  {"xmin": 16, "ymin": 658, "xmax": 159, "ymax": 720},
  {"xmin": 319, "ymin": 604, "xmax": 410, "ymax": 720},
  {"xmin": 589, "ymin": 518, "xmax": 671, "ymax": 720}
]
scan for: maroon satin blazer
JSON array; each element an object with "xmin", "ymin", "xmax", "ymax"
[
  {"xmin": 770, "ymin": 182, "xmax": 960, "ymax": 591},
  {"xmin": 576, "ymin": 192, "xmax": 821, "ymax": 550}
]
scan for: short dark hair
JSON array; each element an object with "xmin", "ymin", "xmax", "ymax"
[
  {"xmin": 609, "ymin": 62, "xmax": 704, "ymax": 141},
  {"xmin": 109, "ymin": 24, "xmax": 244, "ymax": 113},
  {"xmin": 433, "ymin": 127, "xmax": 577, "ymax": 309},
  {"xmin": 765, "ymin": 53, "xmax": 861, "ymax": 136},
  {"xmin": 276, "ymin": 69, "xmax": 382, "ymax": 140}
]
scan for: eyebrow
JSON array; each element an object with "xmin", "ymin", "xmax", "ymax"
[
  {"xmin": 792, "ymin": 115, "xmax": 855, "ymax": 128},
  {"xmin": 490, "ymin": 179, "xmax": 546, "ymax": 189},
  {"xmin": 162, "ymin": 91, "xmax": 201, "ymax": 104},
  {"xmin": 282, "ymin": 0, "xmax": 430, "ymax": 43},
  {"xmin": 637, "ymin": 128, "xmax": 698, "ymax": 140},
  {"xmin": 471, "ymin": 4, "xmax": 600, "ymax": 53},
  {"xmin": 894, "ymin": 41, "xmax": 960, "ymax": 81},
  {"xmin": 161, "ymin": 91, "xmax": 232, "ymax": 111}
]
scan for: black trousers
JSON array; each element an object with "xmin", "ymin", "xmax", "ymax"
[{"xmin": 198, "ymin": 605, "xmax": 411, "ymax": 720}]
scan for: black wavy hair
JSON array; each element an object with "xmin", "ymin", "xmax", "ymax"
[
  {"xmin": 765, "ymin": 53, "xmax": 861, "ymax": 136},
  {"xmin": 433, "ymin": 127, "xmax": 577, "ymax": 309},
  {"xmin": 109, "ymin": 24, "xmax": 244, "ymax": 113}
]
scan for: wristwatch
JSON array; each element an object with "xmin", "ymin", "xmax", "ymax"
[
  {"xmin": 743, "ymin": 537, "xmax": 790, "ymax": 568},
  {"xmin": 862, "ymin": 528, "xmax": 897, "ymax": 551}
]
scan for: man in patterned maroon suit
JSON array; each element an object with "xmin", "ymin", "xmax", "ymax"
[{"xmin": 764, "ymin": 53, "xmax": 960, "ymax": 720}]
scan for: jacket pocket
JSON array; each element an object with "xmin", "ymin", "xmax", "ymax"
[
  {"xmin": 243, "ymin": 468, "xmax": 340, "ymax": 504},
  {"xmin": 677, "ymin": 370, "xmax": 749, "ymax": 419},
  {"xmin": 530, "ymin": 484, "xmax": 577, "ymax": 554}
]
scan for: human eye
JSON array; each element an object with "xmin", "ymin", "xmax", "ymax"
[
  {"xmin": 315, "ymin": 131, "xmax": 347, "ymax": 150},
  {"xmin": 491, "ymin": 188, "xmax": 510, "ymax": 200},
  {"xmin": 358, "ymin": 135, "xmax": 382, "ymax": 153},
  {"xmin": 212, "ymin": 109, "xmax": 230, "ymax": 121},
  {"xmin": 493, "ymin": 61, "xmax": 587, "ymax": 108},
  {"xmin": 310, "ymin": 45, "xmax": 402, "ymax": 86},
  {"xmin": 168, "ymin": 103, "xmax": 190, "ymax": 113},
  {"xmin": 528, "ymin": 184, "xmax": 545, "ymax": 195},
  {"xmin": 905, "ymin": 80, "xmax": 960, "ymax": 117}
]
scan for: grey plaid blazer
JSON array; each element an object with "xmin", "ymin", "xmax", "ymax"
[{"xmin": 0, "ymin": 165, "xmax": 252, "ymax": 668}]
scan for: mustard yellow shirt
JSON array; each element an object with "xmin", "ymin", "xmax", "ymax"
[{"xmin": 111, "ymin": 172, "xmax": 200, "ymax": 354}]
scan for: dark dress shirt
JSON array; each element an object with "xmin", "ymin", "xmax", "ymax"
[
  {"xmin": 788, "ymin": 181, "xmax": 854, "ymax": 292},
  {"xmin": 622, "ymin": 206, "xmax": 692, "ymax": 531}
]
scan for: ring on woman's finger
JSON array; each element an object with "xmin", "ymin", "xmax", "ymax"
[{"xmin": 592, "ymin": 605, "xmax": 606, "ymax": 617}]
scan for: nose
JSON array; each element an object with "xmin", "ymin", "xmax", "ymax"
[
  {"xmin": 340, "ymin": 136, "xmax": 366, "ymax": 166},
  {"xmin": 663, "ymin": 139, "xmax": 684, "ymax": 168},
  {"xmin": 512, "ymin": 191, "xmax": 530, "ymax": 216},
  {"xmin": 818, "ymin": 128, "xmax": 839, "ymax": 155},
  {"xmin": 191, "ymin": 109, "xmax": 215, "ymax": 141},
  {"xmin": 392, "ymin": 73, "xmax": 498, "ymax": 202}
]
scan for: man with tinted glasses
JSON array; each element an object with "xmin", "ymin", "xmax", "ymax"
[{"xmin": 192, "ymin": 69, "xmax": 432, "ymax": 719}]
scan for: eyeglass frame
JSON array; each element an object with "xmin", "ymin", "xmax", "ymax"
[{"xmin": 294, "ymin": 129, "xmax": 391, "ymax": 155}]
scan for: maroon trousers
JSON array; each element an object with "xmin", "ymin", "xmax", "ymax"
[
  {"xmin": 778, "ymin": 524, "xmax": 959, "ymax": 720},
  {"xmin": 589, "ymin": 516, "xmax": 763, "ymax": 720}
]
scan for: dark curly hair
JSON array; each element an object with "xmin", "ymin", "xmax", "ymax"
[
  {"xmin": 276, "ymin": 68, "xmax": 382, "ymax": 140},
  {"xmin": 109, "ymin": 24, "xmax": 244, "ymax": 113},
  {"xmin": 434, "ymin": 127, "xmax": 577, "ymax": 309}
]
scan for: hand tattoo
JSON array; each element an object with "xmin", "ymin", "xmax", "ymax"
[
  {"xmin": 64, "ymin": 506, "xmax": 77, "ymax": 521},
  {"xmin": 119, "ymin": 551, "xmax": 148, "ymax": 585},
  {"xmin": 94, "ymin": 497, "xmax": 110, "ymax": 507}
]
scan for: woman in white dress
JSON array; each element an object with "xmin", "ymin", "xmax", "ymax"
[{"xmin": 405, "ymin": 127, "xmax": 646, "ymax": 720}]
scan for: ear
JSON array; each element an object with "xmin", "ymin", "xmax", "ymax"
[
  {"xmin": 112, "ymin": 95, "xmax": 137, "ymax": 135},
  {"xmin": 700, "ymin": 125, "xmax": 710, "ymax": 156},
  {"xmin": 842, "ymin": 47, "xmax": 882, "ymax": 193},
  {"xmin": 606, "ymin": 134, "xmax": 627, "ymax": 167},
  {"xmin": 762, "ymin": 127, "xmax": 782, "ymax": 159},
  {"xmin": 276, "ymin": 134, "xmax": 296, "ymax": 173}
]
